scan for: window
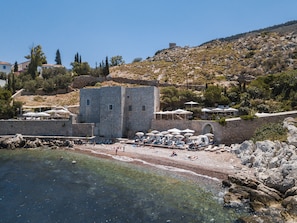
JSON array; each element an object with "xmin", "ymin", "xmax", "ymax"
[
  {"xmin": 3, "ymin": 65, "xmax": 6, "ymax": 69},
  {"xmin": 109, "ymin": 104, "xmax": 113, "ymax": 110},
  {"xmin": 128, "ymin": 105, "xmax": 132, "ymax": 111},
  {"xmin": 87, "ymin": 99, "xmax": 90, "ymax": 106},
  {"xmin": 142, "ymin": 105, "xmax": 146, "ymax": 111}
]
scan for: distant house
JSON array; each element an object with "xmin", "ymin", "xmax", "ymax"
[
  {"xmin": 38, "ymin": 64, "xmax": 65, "ymax": 76},
  {"xmin": 17, "ymin": 61, "xmax": 30, "ymax": 73},
  {"xmin": 0, "ymin": 61, "xmax": 12, "ymax": 75},
  {"xmin": 79, "ymin": 86, "xmax": 160, "ymax": 138}
]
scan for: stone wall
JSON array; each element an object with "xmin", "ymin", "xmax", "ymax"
[
  {"xmin": 0, "ymin": 119, "xmax": 74, "ymax": 136},
  {"xmin": 72, "ymin": 123, "xmax": 94, "ymax": 137},
  {"xmin": 152, "ymin": 111, "xmax": 297, "ymax": 145}
]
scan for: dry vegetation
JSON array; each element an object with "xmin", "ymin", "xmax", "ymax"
[{"xmin": 15, "ymin": 91, "xmax": 80, "ymax": 107}]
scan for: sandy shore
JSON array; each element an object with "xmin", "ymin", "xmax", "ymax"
[{"xmin": 69, "ymin": 142, "xmax": 253, "ymax": 181}]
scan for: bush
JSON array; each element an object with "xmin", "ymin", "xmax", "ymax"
[
  {"xmin": 240, "ymin": 114, "xmax": 255, "ymax": 120},
  {"xmin": 217, "ymin": 117, "xmax": 226, "ymax": 126},
  {"xmin": 251, "ymin": 122, "xmax": 287, "ymax": 142}
]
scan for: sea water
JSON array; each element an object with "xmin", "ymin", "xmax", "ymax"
[{"xmin": 0, "ymin": 149, "xmax": 246, "ymax": 223}]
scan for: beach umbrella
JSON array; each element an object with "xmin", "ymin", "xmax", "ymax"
[
  {"xmin": 201, "ymin": 108, "xmax": 211, "ymax": 113},
  {"xmin": 135, "ymin": 132, "xmax": 144, "ymax": 137},
  {"xmin": 23, "ymin": 112, "xmax": 38, "ymax": 117},
  {"xmin": 189, "ymin": 136, "xmax": 199, "ymax": 140},
  {"xmin": 146, "ymin": 132, "xmax": 154, "ymax": 136},
  {"xmin": 184, "ymin": 132, "xmax": 193, "ymax": 137},
  {"xmin": 184, "ymin": 101, "xmax": 198, "ymax": 109},
  {"xmin": 212, "ymin": 108, "xmax": 224, "ymax": 112},
  {"xmin": 174, "ymin": 109, "xmax": 192, "ymax": 114},
  {"xmin": 151, "ymin": 130, "xmax": 159, "ymax": 134},
  {"xmin": 160, "ymin": 131, "xmax": 169, "ymax": 135},
  {"xmin": 204, "ymin": 133, "xmax": 214, "ymax": 137},
  {"xmin": 168, "ymin": 128, "xmax": 181, "ymax": 133},
  {"xmin": 175, "ymin": 134, "xmax": 184, "ymax": 139},
  {"xmin": 182, "ymin": 128, "xmax": 195, "ymax": 133},
  {"xmin": 165, "ymin": 134, "xmax": 173, "ymax": 138},
  {"xmin": 37, "ymin": 112, "xmax": 51, "ymax": 117}
]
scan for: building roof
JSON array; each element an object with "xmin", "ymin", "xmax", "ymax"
[{"xmin": 0, "ymin": 61, "xmax": 11, "ymax": 65}]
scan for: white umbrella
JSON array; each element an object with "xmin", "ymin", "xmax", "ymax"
[
  {"xmin": 146, "ymin": 132, "xmax": 154, "ymax": 136},
  {"xmin": 135, "ymin": 132, "xmax": 144, "ymax": 137},
  {"xmin": 182, "ymin": 128, "xmax": 195, "ymax": 133},
  {"xmin": 37, "ymin": 112, "xmax": 51, "ymax": 117},
  {"xmin": 212, "ymin": 108, "xmax": 224, "ymax": 112},
  {"xmin": 184, "ymin": 101, "xmax": 198, "ymax": 109},
  {"xmin": 175, "ymin": 134, "xmax": 184, "ymax": 139},
  {"xmin": 168, "ymin": 128, "xmax": 181, "ymax": 133},
  {"xmin": 151, "ymin": 130, "xmax": 159, "ymax": 134},
  {"xmin": 161, "ymin": 131, "xmax": 169, "ymax": 135},
  {"xmin": 23, "ymin": 112, "xmax": 40, "ymax": 117},
  {"xmin": 201, "ymin": 108, "xmax": 212, "ymax": 112},
  {"xmin": 189, "ymin": 135, "xmax": 199, "ymax": 140},
  {"xmin": 174, "ymin": 109, "xmax": 192, "ymax": 114},
  {"xmin": 165, "ymin": 134, "xmax": 173, "ymax": 138},
  {"xmin": 204, "ymin": 133, "xmax": 214, "ymax": 138},
  {"xmin": 184, "ymin": 132, "xmax": 193, "ymax": 137}
]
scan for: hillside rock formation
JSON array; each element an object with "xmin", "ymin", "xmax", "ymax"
[
  {"xmin": 110, "ymin": 21, "xmax": 297, "ymax": 87},
  {"xmin": 223, "ymin": 117, "xmax": 297, "ymax": 222}
]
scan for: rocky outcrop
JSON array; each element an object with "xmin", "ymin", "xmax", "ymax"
[
  {"xmin": 223, "ymin": 117, "xmax": 297, "ymax": 222},
  {"xmin": 0, "ymin": 134, "xmax": 78, "ymax": 150},
  {"xmin": 111, "ymin": 29, "xmax": 297, "ymax": 86}
]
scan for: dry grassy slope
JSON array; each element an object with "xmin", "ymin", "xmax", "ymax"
[
  {"xmin": 16, "ymin": 91, "xmax": 80, "ymax": 108},
  {"xmin": 110, "ymin": 30, "xmax": 297, "ymax": 86}
]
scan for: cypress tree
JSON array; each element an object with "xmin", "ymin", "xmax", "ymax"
[
  {"xmin": 55, "ymin": 49, "xmax": 62, "ymax": 65},
  {"xmin": 14, "ymin": 61, "xmax": 18, "ymax": 72},
  {"xmin": 105, "ymin": 56, "xmax": 110, "ymax": 76}
]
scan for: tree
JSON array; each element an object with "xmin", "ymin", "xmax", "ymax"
[
  {"xmin": 160, "ymin": 86, "xmax": 180, "ymax": 110},
  {"xmin": 132, "ymin": 57, "xmax": 142, "ymax": 63},
  {"xmin": 25, "ymin": 45, "xmax": 47, "ymax": 79},
  {"xmin": 110, "ymin": 55, "xmax": 125, "ymax": 66},
  {"xmin": 74, "ymin": 52, "xmax": 82, "ymax": 64},
  {"xmin": 55, "ymin": 49, "xmax": 62, "ymax": 65},
  {"xmin": 104, "ymin": 56, "xmax": 110, "ymax": 76},
  {"xmin": 71, "ymin": 62, "xmax": 91, "ymax": 76},
  {"xmin": 14, "ymin": 61, "xmax": 18, "ymax": 72},
  {"xmin": 0, "ymin": 88, "xmax": 14, "ymax": 118},
  {"xmin": 204, "ymin": 85, "xmax": 229, "ymax": 107}
]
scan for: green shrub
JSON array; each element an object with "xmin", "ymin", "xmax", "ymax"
[
  {"xmin": 240, "ymin": 114, "xmax": 255, "ymax": 120},
  {"xmin": 251, "ymin": 122, "xmax": 287, "ymax": 142},
  {"xmin": 217, "ymin": 117, "xmax": 226, "ymax": 126}
]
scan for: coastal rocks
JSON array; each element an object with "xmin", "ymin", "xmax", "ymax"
[
  {"xmin": 0, "ymin": 134, "xmax": 26, "ymax": 149},
  {"xmin": 0, "ymin": 134, "xmax": 76, "ymax": 150},
  {"xmin": 224, "ymin": 117, "xmax": 297, "ymax": 222}
]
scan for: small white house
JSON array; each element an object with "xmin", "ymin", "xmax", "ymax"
[{"xmin": 0, "ymin": 61, "xmax": 12, "ymax": 74}]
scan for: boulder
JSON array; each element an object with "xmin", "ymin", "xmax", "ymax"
[
  {"xmin": 0, "ymin": 134, "xmax": 26, "ymax": 149},
  {"xmin": 263, "ymin": 170, "xmax": 295, "ymax": 194},
  {"xmin": 282, "ymin": 195, "xmax": 297, "ymax": 217}
]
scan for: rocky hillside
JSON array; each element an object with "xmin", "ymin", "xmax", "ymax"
[{"xmin": 110, "ymin": 21, "xmax": 297, "ymax": 87}]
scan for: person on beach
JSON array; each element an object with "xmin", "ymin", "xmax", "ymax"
[
  {"xmin": 115, "ymin": 147, "xmax": 118, "ymax": 155},
  {"xmin": 171, "ymin": 151, "xmax": 177, "ymax": 157}
]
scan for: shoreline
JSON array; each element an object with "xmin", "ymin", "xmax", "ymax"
[{"xmin": 68, "ymin": 142, "xmax": 253, "ymax": 182}]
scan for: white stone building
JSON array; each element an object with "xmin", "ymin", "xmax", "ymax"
[{"xmin": 79, "ymin": 86, "xmax": 160, "ymax": 138}]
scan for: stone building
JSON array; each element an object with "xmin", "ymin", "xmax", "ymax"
[{"xmin": 79, "ymin": 86, "xmax": 160, "ymax": 138}]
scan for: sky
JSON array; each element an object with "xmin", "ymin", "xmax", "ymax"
[{"xmin": 2, "ymin": 0, "xmax": 297, "ymax": 68}]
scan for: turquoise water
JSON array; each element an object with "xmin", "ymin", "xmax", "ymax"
[{"xmin": 0, "ymin": 149, "xmax": 245, "ymax": 223}]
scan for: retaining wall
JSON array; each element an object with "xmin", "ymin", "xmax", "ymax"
[{"xmin": 152, "ymin": 111, "xmax": 297, "ymax": 145}]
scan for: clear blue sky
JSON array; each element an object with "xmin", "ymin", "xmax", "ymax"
[{"xmin": 2, "ymin": 0, "xmax": 297, "ymax": 68}]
